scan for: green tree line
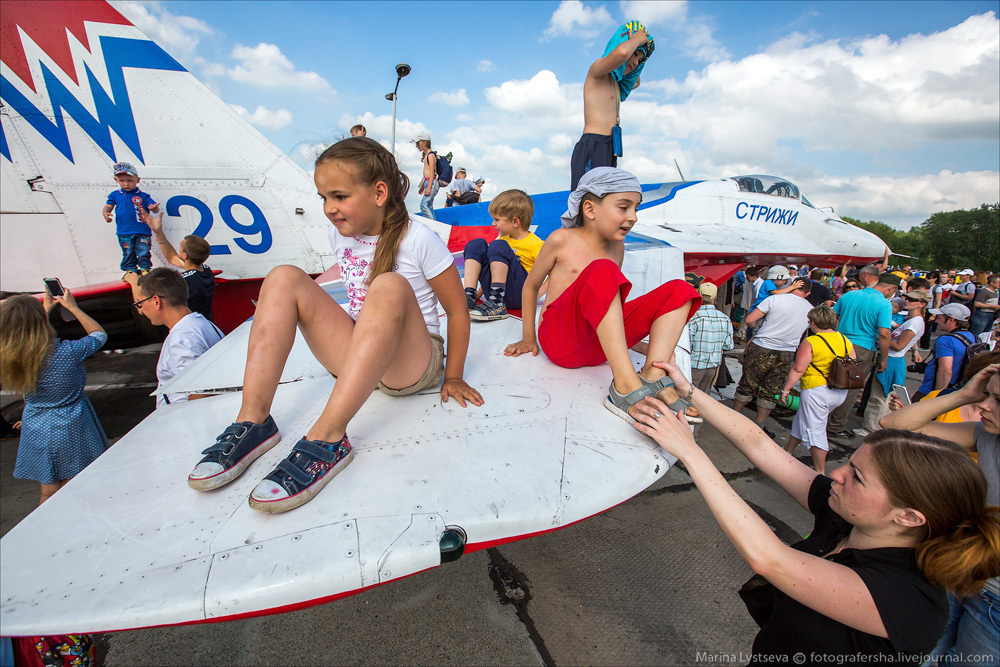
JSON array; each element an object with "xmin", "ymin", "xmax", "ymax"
[{"xmin": 843, "ymin": 202, "xmax": 999, "ymax": 270}]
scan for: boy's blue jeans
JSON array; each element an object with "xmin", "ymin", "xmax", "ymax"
[
  {"xmin": 118, "ymin": 234, "xmax": 152, "ymax": 271},
  {"xmin": 419, "ymin": 180, "xmax": 439, "ymax": 220},
  {"xmin": 463, "ymin": 238, "xmax": 528, "ymax": 310}
]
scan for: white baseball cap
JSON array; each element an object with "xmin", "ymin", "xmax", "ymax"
[
  {"xmin": 411, "ymin": 131, "xmax": 431, "ymax": 143},
  {"xmin": 928, "ymin": 303, "xmax": 971, "ymax": 321},
  {"xmin": 957, "ymin": 268, "xmax": 974, "ymax": 276},
  {"xmin": 767, "ymin": 265, "xmax": 790, "ymax": 280}
]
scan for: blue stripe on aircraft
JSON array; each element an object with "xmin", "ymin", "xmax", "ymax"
[
  {"xmin": 436, "ymin": 181, "xmax": 703, "ymax": 240},
  {"xmin": 0, "ymin": 35, "xmax": 183, "ymax": 164}
]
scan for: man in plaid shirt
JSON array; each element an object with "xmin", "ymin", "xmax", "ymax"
[{"xmin": 688, "ymin": 282, "xmax": 734, "ymax": 436}]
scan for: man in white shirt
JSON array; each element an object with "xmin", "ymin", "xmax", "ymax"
[
  {"xmin": 733, "ymin": 279, "xmax": 814, "ymax": 437},
  {"xmin": 135, "ymin": 268, "xmax": 223, "ymax": 408}
]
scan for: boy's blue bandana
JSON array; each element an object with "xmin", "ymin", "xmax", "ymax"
[{"xmin": 604, "ymin": 21, "xmax": 655, "ymax": 102}]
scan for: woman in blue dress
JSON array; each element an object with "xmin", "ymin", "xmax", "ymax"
[{"xmin": 0, "ymin": 289, "xmax": 108, "ymax": 504}]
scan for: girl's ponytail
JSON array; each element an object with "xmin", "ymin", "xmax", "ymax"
[{"xmin": 316, "ymin": 137, "xmax": 410, "ymax": 282}]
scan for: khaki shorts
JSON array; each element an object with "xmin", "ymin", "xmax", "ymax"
[{"xmin": 377, "ymin": 333, "xmax": 445, "ymax": 396}]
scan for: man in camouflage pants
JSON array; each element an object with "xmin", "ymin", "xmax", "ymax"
[{"xmin": 733, "ymin": 279, "xmax": 813, "ymax": 438}]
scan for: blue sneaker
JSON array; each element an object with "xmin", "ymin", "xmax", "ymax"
[
  {"xmin": 248, "ymin": 435, "xmax": 354, "ymax": 513},
  {"xmin": 470, "ymin": 297, "xmax": 508, "ymax": 322},
  {"xmin": 188, "ymin": 416, "xmax": 281, "ymax": 491}
]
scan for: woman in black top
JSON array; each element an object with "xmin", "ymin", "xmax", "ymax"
[{"xmin": 630, "ymin": 361, "xmax": 1000, "ymax": 665}]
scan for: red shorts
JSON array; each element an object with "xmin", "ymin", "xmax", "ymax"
[{"xmin": 538, "ymin": 259, "xmax": 700, "ymax": 368}]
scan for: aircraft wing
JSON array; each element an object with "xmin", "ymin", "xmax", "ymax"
[{"xmin": 0, "ymin": 243, "xmax": 690, "ymax": 635}]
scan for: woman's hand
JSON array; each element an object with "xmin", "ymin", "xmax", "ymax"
[
  {"xmin": 780, "ymin": 388, "xmax": 791, "ymax": 404},
  {"xmin": 504, "ymin": 339, "xmax": 539, "ymax": 357},
  {"xmin": 886, "ymin": 392, "xmax": 904, "ymax": 413},
  {"xmin": 42, "ymin": 286, "xmax": 56, "ymax": 313},
  {"xmin": 52, "ymin": 288, "xmax": 79, "ymax": 312},
  {"xmin": 440, "ymin": 378, "xmax": 484, "ymax": 408},
  {"xmin": 630, "ymin": 396, "xmax": 700, "ymax": 461},
  {"xmin": 958, "ymin": 363, "xmax": 1000, "ymax": 403},
  {"xmin": 648, "ymin": 360, "xmax": 692, "ymax": 401}
]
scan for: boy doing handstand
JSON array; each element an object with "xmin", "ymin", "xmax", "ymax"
[
  {"xmin": 505, "ymin": 168, "xmax": 701, "ymax": 423},
  {"xmin": 463, "ymin": 189, "xmax": 544, "ymax": 322}
]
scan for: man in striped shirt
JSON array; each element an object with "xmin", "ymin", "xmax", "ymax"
[{"xmin": 688, "ymin": 282, "xmax": 734, "ymax": 436}]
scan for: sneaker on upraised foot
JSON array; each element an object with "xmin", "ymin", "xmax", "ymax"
[
  {"xmin": 249, "ymin": 435, "xmax": 354, "ymax": 513},
  {"xmin": 188, "ymin": 416, "xmax": 281, "ymax": 491},
  {"xmin": 470, "ymin": 298, "xmax": 508, "ymax": 322}
]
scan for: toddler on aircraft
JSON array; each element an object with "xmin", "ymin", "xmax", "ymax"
[
  {"xmin": 463, "ymin": 189, "xmax": 544, "ymax": 322},
  {"xmin": 102, "ymin": 162, "xmax": 159, "ymax": 279}
]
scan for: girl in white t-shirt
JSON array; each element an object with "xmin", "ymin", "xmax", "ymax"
[{"xmin": 187, "ymin": 138, "xmax": 482, "ymax": 513}]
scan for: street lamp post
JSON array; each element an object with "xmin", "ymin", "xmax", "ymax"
[{"xmin": 385, "ymin": 63, "xmax": 411, "ymax": 157}]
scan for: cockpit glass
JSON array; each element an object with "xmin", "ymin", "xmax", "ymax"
[{"xmin": 731, "ymin": 175, "xmax": 800, "ymax": 200}]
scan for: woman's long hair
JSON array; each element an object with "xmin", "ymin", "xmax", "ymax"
[
  {"xmin": 0, "ymin": 296, "xmax": 56, "ymax": 394},
  {"xmin": 315, "ymin": 137, "xmax": 410, "ymax": 283},
  {"xmin": 867, "ymin": 429, "xmax": 1000, "ymax": 595}
]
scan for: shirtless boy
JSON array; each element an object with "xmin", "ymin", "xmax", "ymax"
[
  {"xmin": 505, "ymin": 167, "xmax": 701, "ymax": 424},
  {"xmin": 570, "ymin": 21, "xmax": 654, "ymax": 190}
]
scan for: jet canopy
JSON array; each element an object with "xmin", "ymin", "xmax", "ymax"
[{"xmin": 730, "ymin": 175, "xmax": 800, "ymax": 200}]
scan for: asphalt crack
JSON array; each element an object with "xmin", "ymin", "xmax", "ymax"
[{"xmin": 487, "ymin": 547, "xmax": 555, "ymax": 667}]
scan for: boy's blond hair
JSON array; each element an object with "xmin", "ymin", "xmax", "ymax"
[{"xmin": 489, "ymin": 189, "xmax": 534, "ymax": 227}]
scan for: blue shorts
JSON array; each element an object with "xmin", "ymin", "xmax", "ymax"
[
  {"xmin": 570, "ymin": 133, "xmax": 616, "ymax": 190},
  {"xmin": 463, "ymin": 238, "xmax": 529, "ymax": 310}
]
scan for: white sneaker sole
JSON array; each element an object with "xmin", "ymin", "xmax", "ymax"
[
  {"xmin": 187, "ymin": 432, "xmax": 281, "ymax": 491},
  {"xmin": 470, "ymin": 311, "xmax": 508, "ymax": 322},
  {"xmin": 248, "ymin": 449, "xmax": 355, "ymax": 514}
]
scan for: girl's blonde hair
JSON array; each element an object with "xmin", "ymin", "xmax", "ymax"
[
  {"xmin": 867, "ymin": 428, "xmax": 1000, "ymax": 596},
  {"xmin": 0, "ymin": 296, "xmax": 56, "ymax": 394},
  {"xmin": 316, "ymin": 137, "xmax": 410, "ymax": 283}
]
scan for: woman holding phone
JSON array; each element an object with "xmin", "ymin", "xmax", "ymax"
[{"xmin": 0, "ymin": 288, "xmax": 109, "ymax": 504}]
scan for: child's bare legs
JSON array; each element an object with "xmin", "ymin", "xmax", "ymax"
[
  {"xmin": 490, "ymin": 261, "xmax": 509, "ymax": 285},
  {"xmin": 810, "ymin": 447, "xmax": 827, "ymax": 474},
  {"xmin": 236, "ymin": 268, "xmax": 431, "ymax": 442},
  {"xmin": 463, "ymin": 259, "xmax": 482, "ymax": 291},
  {"xmin": 595, "ymin": 293, "xmax": 645, "ymax": 398},
  {"xmin": 236, "ymin": 265, "xmax": 352, "ymax": 424},
  {"xmin": 638, "ymin": 302, "xmax": 693, "ymax": 405},
  {"xmin": 303, "ymin": 272, "xmax": 431, "ymax": 443},
  {"xmin": 39, "ymin": 479, "xmax": 69, "ymax": 505}
]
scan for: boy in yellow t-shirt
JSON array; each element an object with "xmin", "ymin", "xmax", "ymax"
[{"xmin": 463, "ymin": 189, "xmax": 544, "ymax": 321}]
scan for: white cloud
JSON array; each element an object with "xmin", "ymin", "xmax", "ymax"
[
  {"xmin": 619, "ymin": 0, "xmax": 686, "ymax": 25},
  {"xmin": 428, "ymin": 89, "xmax": 470, "ymax": 106},
  {"xmin": 806, "ymin": 170, "xmax": 1000, "ymax": 228},
  {"xmin": 630, "ymin": 12, "xmax": 999, "ymax": 166},
  {"xmin": 230, "ymin": 104, "xmax": 293, "ymax": 130},
  {"xmin": 478, "ymin": 60, "xmax": 495, "ymax": 73},
  {"xmin": 544, "ymin": 0, "xmax": 614, "ymax": 40},
  {"xmin": 111, "ymin": 1, "xmax": 212, "ymax": 64},
  {"xmin": 224, "ymin": 43, "xmax": 333, "ymax": 92},
  {"xmin": 484, "ymin": 70, "xmax": 580, "ymax": 117}
]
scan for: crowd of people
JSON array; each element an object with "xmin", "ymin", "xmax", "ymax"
[{"xmin": 0, "ymin": 20, "xmax": 997, "ymax": 666}]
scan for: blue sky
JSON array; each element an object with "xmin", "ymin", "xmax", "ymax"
[{"xmin": 115, "ymin": 0, "xmax": 1000, "ymax": 229}]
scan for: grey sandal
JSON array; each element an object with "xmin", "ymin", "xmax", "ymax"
[
  {"xmin": 642, "ymin": 376, "xmax": 703, "ymax": 424},
  {"xmin": 604, "ymin": 382, "xmax": 654, "ymax": 425}
]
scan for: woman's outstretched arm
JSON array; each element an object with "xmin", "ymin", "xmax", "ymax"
[
  {"xmin": 652, "ymin": 361, "xmax": 818, "ymax": 510},
  {"xmin": 631, "ymin": 399, "xmax": 888, "ymax": 639}
]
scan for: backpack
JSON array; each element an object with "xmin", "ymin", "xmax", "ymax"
[
  {"xmin": 430, "ymin": 151, "xmax": 453, "ymax": 186},
  {"xmin": 809, "ymin": 333, "xmax": 865, "ymax": 390},
  {"xmin": 942, "ymin": 332, "xmax": 989, "ymax": 388}
]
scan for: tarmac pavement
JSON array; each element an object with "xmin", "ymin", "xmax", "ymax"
[{"xmin": 0, "ymin": 343, "xmax": 926, "ymax": 666}]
